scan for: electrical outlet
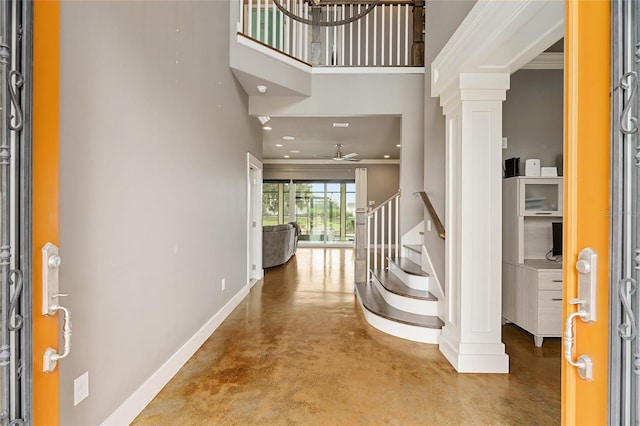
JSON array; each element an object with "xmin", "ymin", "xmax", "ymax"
[
  {"xmin": 426, "ymin": 219, "xmax": 432, "ymax": 232},
  {"xmin": 221, "ymin": 278, "xmax": 226, "ymax": 291},
  {"xmin": 74, "ymin": 372, "xmax": 89, "ymax": 406},
  {"xmin": 502, "ymin": 137, "xmax": 508, "ymax": 149}
]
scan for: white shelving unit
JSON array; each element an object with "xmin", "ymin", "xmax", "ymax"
[{"xmin": 502, "ymin": 177, "xmax": 563, "ymax": 347}]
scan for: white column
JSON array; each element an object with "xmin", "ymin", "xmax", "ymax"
[
  {"xmin": 355, "ymin": 168, "xmax": 368, "ymax": 283},
  {"xmin": 438, "ymin": 73, "xmax": 510, "ymax": 374}
]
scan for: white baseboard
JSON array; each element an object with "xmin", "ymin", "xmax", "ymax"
[
  {"xmin": 439, "ymin": 327, "xmax": 509, "ymax": 374},
  {"xmin": 101, "ymin": 284, "xmax": 250, "ymax": 425}
]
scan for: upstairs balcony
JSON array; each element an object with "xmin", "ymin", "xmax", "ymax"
[{"xmin": 237, "ymin": 0, "xmax": 425, "ymax": 68}]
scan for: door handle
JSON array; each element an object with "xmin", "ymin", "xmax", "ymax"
[
  {"xmin": 564, "ymin": 305, "xmax": 593, "ymax": 380},
  {"xmin": 42, "ymin": 242, "xmax": 72, "ymax": 373},
  {"xmin": 563, "ymin": 247, "xmax": 597, "ymax": 381}
]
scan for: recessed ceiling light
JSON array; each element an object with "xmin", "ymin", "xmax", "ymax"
[
  {"xmin": 257, "ymin": 85, "xmax": 268, "ymax": 94},
  {"xmin": 275, "ymin": 144, "xmax": 283, "ymax": 147},
  {"xmin": 290, "ymin": 150, "xmax": 301, "ymax": 153},
  {"xmin": 396, "ymin": 144, "xmax": 401, "ymax": 148},
  {"xmin": 263, "ymin": 126, "xmax": 272, "ymax": 130},
  {"xmin": 284, "ymin": 155, "xmax": 290, "ymax": 158},
  {"xmin": 283, "ymin": 136, "xmax": 295, "ymax": 141},
  {"xmin": 384, "ymin": 155, "xmax": 390, "ymax": 159},
  {"xmin": 333, "ymin": 122, "xmax": 349, "ymax": 128}
]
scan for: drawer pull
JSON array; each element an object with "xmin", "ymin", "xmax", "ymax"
[
  {"xmin": 552, "ymin": 280, "xmax": 563, "ymax": 283},
  {"xmin": 552, "ymin": 298, "xmax": 563, "ymax": 301}
]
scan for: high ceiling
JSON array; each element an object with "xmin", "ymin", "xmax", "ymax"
[{"xmin": 262, "ymin": 116, "xmax": 402, "ymax": 162}]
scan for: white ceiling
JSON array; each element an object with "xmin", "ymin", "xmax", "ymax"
[{"xmin": 261, "ymin": 116, "xmax": 402, "ymax": 161}]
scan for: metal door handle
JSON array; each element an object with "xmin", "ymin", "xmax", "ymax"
[
  {"xmin": 563, "ymin": 248, "xmax": 598, "ymax": 381},
  {"xmin": 43, "ymin": 304, "xmax": 72, "ymax": 373},
  {"xmin": 42, "ymin": 242, "xmax": 73, "ymax": 373},
  {"xmin": 564, "ymin": 307, "xmax": 593, "ymax": 380}
]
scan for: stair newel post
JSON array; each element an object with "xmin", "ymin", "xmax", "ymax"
[
  {"xmin": 395, "ymin": 194, "xmax": 400, "ymax": 260},
  {"xmin": 366, "ymin": 213, "xmax": 371, "ymax": 281},
  {"xmin": 387, "ymin": 200, "xmax": 392, "ymax": 264},
  {"xmin": 381, "ymin": 206, "xmax": 385, "ymax": 270},
  {"xmin": 411, "ymin": 0, "xmax": 424, "ymax": 66},
  {"xmin": 373, "ymin": 211, "xmax": 378, "ymax": 273}
]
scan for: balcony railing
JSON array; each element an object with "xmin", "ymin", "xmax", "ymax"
[{"xmin": 239, "ymin": 0, "xmax": 423, "ymax": 67}]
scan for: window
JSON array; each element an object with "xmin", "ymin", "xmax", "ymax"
[
  {"xmin": 262, "ymin": 180, "xmax": 355, "ymax": 246},
  {"xmin": 262, "ymin": 182, "xmax": 289, "ymax": 226}
]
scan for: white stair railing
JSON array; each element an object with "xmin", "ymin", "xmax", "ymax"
[
  {"xmin": 240, "ymin": 0, "xmax": 418, "ymax": 67},
  {"xmin": 366, "ymin": 190, "xmax": 400, "ymax": 279}
]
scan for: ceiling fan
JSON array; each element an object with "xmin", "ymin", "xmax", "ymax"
[{"xmin": 315, "ymin": 144, "xmax": 360, "ymax": 162}]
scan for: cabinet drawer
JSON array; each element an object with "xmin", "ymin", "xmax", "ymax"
[
  {"xmin": 537, "ymin": 290, "xmax": 563, "ymax": 335},
  {"xmin": 538, "ymin": 271, "xmax": 563, "ymax": 290}
]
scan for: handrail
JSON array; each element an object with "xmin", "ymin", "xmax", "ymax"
[
  {"xmin": 414, "ymin": 191, "xmax": 445, "ymax": 240},
  {"xmin": 367, "ymin": 190, "xmax": 401, "ymax": 216}
]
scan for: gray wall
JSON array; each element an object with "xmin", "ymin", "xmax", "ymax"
[
  {"xmin": 263, "ymin": 163, "xmax": 400, "ymax": 208},
  {"xmin": 502, "ymin": 69, "xmax": 564, "ymax": 176},
  {"xmin": 59, "ymin": 2, "xmax": 261, "ymax": 424},
  {"xmin": 366, "ymin": 164, "xmax": 401, "ymax": 208},
  {"xmin": 423, "ymin": 1, "xmax": 477, "ymax": 282}
]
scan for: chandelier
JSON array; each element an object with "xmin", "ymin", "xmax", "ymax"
[{"xmin": 271, "ymin": 0, "xmax": 382, "ymax": 27}]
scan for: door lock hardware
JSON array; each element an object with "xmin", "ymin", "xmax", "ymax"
[
  {"xmin": 563, "ymin": 248, "xmax": 598, "ymax": 381},
  {"xmin": 575, "ymin": 247, "xmax": 597, "ymax": 321},
  {"xmin": 42, "ymin": 243, "xmax": 73, "ymax": 373}
]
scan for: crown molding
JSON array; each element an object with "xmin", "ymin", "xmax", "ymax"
[
  {"xmin": 431, "ymin": 0, "xmax": 564, "ymax": 98},
  {"xmin": 521, "ymin": 52, "xmax": 564, "ymax": 70}
]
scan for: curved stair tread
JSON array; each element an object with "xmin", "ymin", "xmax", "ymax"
[
  {"xmin": 355, "ymin": 281, "xmax": 443, "ymax": 329},
  {"xmin": 372, "ymin": 269, "xmax": 437, "ymax": 301}
]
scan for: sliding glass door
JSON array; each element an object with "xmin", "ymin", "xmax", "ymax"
[{"xmin": 263, "ymin": 180, "xmax": 355, "ymax": 246}]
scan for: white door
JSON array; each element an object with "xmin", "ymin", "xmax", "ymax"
[{"xmin": 247, "ymin": 154, "xmax": 263, "ymax": 284}]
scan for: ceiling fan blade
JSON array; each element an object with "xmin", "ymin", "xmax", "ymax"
[
  {"xmin": 343, "ymin": 152, "xmax": 359, "ymax": 159},
  {"xmin": 313, "ymin": 154, "xmax": 334, "ymax": 159},
  {"xmin": 344, "ymin": 157, "xmax": 360, "ymax": 162}
]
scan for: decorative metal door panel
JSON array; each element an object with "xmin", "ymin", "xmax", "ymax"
[
  {"xmin": 0, "ymin": 1, "xmax": 32, "ymax": 424},
  {"xmin": 611, "ymin": 1, "xmax": 640, "ymax": 424}
]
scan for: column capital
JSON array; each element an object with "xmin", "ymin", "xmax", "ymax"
[{"xmin": 440, "ymin": 73, "xmax": 510, "ymax": 116}]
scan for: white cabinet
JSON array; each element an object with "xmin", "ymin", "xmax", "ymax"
[
  {"xmin": 502, "ymin": 261, "xmax": 563, "ymax": 346},
  {"xmin": 518, "ymin": 178, "xmax": 563, "ymax": 216},
  {"xmin": 502, "ymin": 177, "xmax": 563, "ymax": 347}
]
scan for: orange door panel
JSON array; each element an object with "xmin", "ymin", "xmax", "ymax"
[
  {"xmin": 33, "ymin": 1, "xmax": 60, "ymax": 424},
  {"xmin": 562, "ymin": 0, "xmax": 610, "ymax": 424}
]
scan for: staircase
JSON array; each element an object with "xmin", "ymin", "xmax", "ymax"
[{"xmin": 354, "ymin": 193, "xmax": 443, "ymax": 344}]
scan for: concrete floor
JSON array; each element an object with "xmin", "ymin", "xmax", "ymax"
[{"xmin": 133, "ymin": 248, "xmax": 561, "ymax": 425}]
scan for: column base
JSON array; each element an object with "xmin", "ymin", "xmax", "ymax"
[{"xmin": 439, "ymin": 327, "xmax": 509, "ymax": 373}]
